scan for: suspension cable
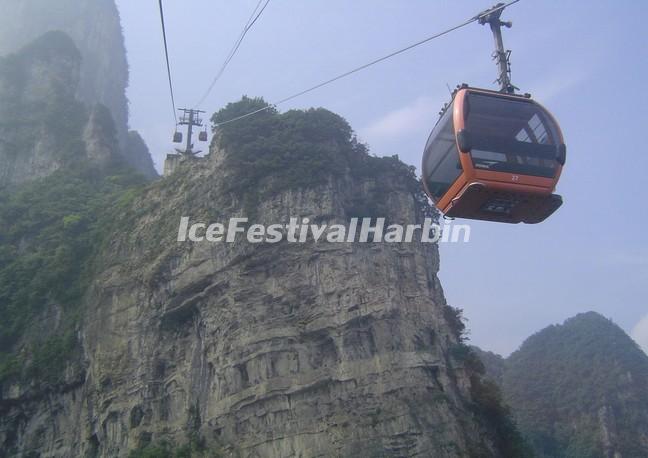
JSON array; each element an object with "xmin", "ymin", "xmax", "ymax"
[
  {"xmin": 194, "ymin": 0, "xmax": 272, "ymax": 108},
  {"xmin": 158, "ymin": 0, "xmax": 178, "ymax": 124},
  {"xmin": 214, "ymin": 0, "xmax": 521, "ymax": 127}
]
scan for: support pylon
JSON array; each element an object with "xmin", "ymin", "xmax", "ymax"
[{"xmin": 175, "ymin": 108, "xmax": 206, "ymax": 156}]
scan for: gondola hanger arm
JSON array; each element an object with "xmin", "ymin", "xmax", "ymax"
[{"xmin": 477, "ymin": 3, "xmax": 517, "ymax": 94}]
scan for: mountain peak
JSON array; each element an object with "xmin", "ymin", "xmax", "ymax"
[{"xmin": 481, "ymin": 311, "xmax": 648, "ymax": 457}]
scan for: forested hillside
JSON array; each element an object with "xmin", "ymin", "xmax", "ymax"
[{"xmin": 477, "ymin": 312, "xmax": 648, "ymax": 457}]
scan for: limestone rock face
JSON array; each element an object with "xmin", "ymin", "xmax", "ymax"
[
  {"xmin": 0, "ymin": 31, "xmax": 82, "ymax": 188},
  {"xmin": 0, "ymin": 143, "xmax": 507, "ymax": 456},
  {"xmin": 83, "ymin": 105, "xmax": 120, "ymax": 167},
  {"xmin": 0, "ymin": 32, "xmax": 122, "ymax": 188},
  {"xmin": 0, "ymin": 0, "xmax": 158, "ymax": 178}
]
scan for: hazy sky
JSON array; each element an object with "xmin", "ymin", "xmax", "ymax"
[{"xmin": 115, "ymin": 0, "xmax": 648, "ymax": 356}]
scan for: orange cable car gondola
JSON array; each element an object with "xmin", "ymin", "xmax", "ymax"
[{"xmin": 422, "ymin": 3, "xmax": 566, "ymax": 224}]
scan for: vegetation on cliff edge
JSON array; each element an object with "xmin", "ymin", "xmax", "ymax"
[
  {"xmin": 0, "ymin": 162, "xmax": 147, "ymax": 385},
  {"xmin": 445, "ymin": 306, "xmax": 534, "ymax": 457},
  {"xmin": 211, "ymin": 96, "xmax": 431, "ymax": 220}
]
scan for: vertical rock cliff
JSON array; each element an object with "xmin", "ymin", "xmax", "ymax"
[
  {"xmin": 0, "ymin": 0, "xmax": 157, "ymax": 178},
  {"xmin": 0, "ymin": 31, "xmax": 120, "ymax": 188},
  {"xmin": 0, "ymin": 101, "xmax": 525, "ymax": 457}
]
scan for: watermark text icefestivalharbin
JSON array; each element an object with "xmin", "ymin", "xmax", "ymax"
[{"xmin": 177, "ymin": 217, "xmax": 470, "ymax": 243}]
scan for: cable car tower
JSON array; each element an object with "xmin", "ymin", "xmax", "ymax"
[{"xmin": 173, "ymin": 108, "xmax": 209, "ymax": 156}]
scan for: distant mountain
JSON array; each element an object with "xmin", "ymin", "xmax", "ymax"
[
  {"xmin": 126, "ymin": 130, "xmax": 157, "ymax": 180},
  {"xmin": 0, "ymin": 31, "xmax": 114, "ymax": 188},
  {"xmin": 471, "ymin": 346, "xmax": 506, "ymax": 386},
  {"xmin": 0, "ymin": 0, "xmax": 157, "ymax": 178},
  {"xmin": 476, "ymin": 312, "xmax": 648, "ymax": 458}
]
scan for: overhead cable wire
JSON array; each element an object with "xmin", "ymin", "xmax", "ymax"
[
  {"xmin": 246, "ymin": 0, "xmax": 271, "ymax": 31},
  {"xmin": 214, "ymin": 0, "xmax": 521, "ymax": 127},
  {"xmin": 158, "ymin": 0, "xmax": 178, "ymax": 124},
  {"xmin": 194, "ymin": 0, "xmax": 272, "ymax": 108}
]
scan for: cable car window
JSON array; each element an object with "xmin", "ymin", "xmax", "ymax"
[
  {"xmin": 465, "ymin": 93, "xmax": 559, "ymax": 178},
  {"xmin": 423, "ymin": 105, "xmax": 463, "ymax": 200},
  {"xmin": 472, "ymin": 150, "xmax": 506, "ymax": 169}
]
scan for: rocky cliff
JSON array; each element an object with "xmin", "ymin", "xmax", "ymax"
[
  {"xmin": 0, "ymin": 0, "xmax": 157, "ymax": 178},
  {"xmin": 0, "ymin": 100, "xmax": 525, "ymax": 457},
  {"xmin": 0, "ymin": 31, "xmax": 121, "ymax": 189}
]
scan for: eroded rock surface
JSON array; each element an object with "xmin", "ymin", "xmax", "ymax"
[{"xmin": 1, "ymin": 112, "xmax": 509, "ymax": 457}]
